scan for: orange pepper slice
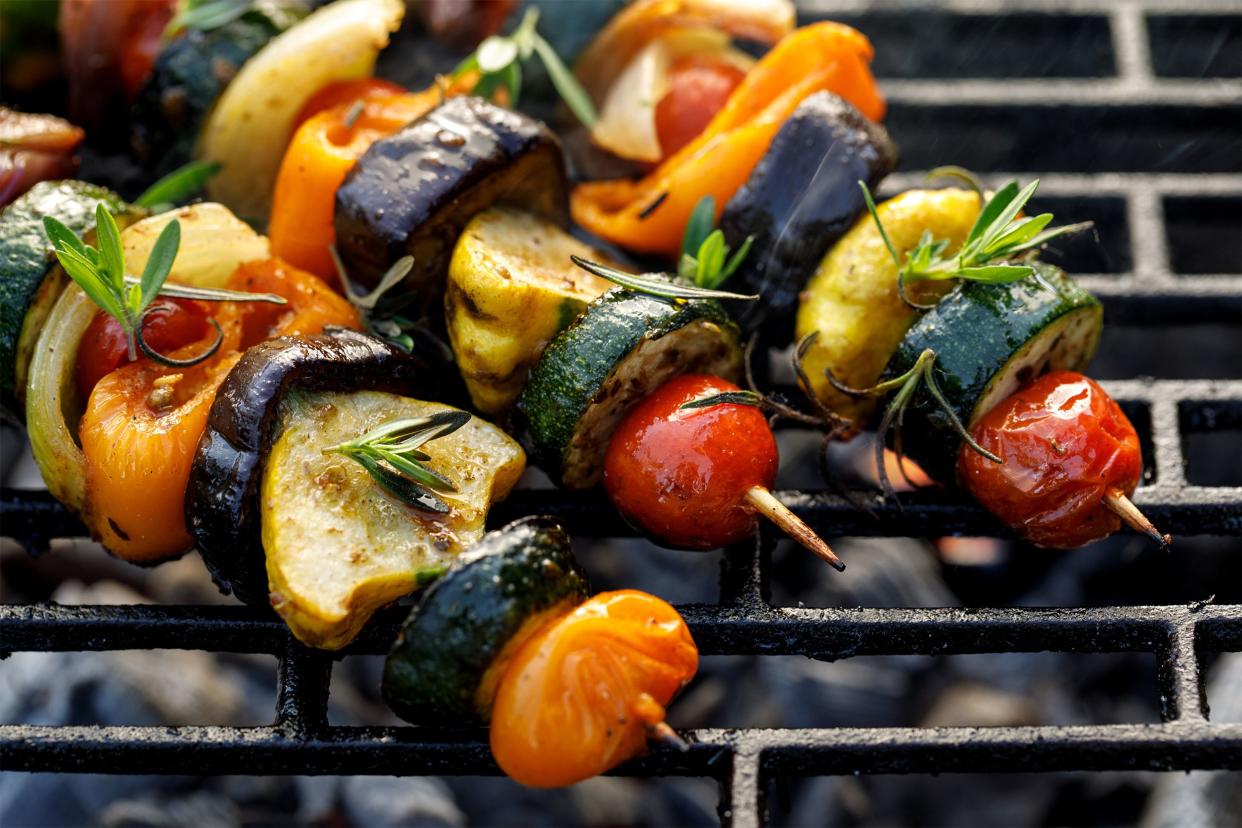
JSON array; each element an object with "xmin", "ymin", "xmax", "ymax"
[
  {"xmin": 571, "ymin": 22, "xmax": 884, "ymax": 257},
  {"xmin": 79, "ymin": 259, "xmax": 360, "ymax": 562},
  {"xmin": 269, "ymin": 79, "xmax": 473, "ymax": 280},
  {"xmin": 490, "ymin": 590, "xmax": 698, "ymax": 788}
]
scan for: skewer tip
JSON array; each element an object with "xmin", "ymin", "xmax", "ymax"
[
  {"xmin": 1102, "ymin": 489, "xmax": 1171, "ymax": 551},
  {"xmin": 745, "ymin": 486, "xmax": 846, "ymax": 571},
  {"xmin": 647, "ymin": 721, "xmax": 689, "ymax": 752}
]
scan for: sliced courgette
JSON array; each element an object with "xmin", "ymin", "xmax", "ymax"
[
  {"xmin": 263, "ymin": 390, "xmax": 526, "ymax": 650},
  {"xmin": 382, "ymin": 516, "xmax": 588, "ymax": 724},
  {"xmin": 885, "ymin": 263, "xmax": 1103, "ymax": 481},
  {"xmin": 795, "ymin": 187, "xmax": 981, "ymax": 427},
  {"xmin": 515, "ymin": 290, "xmax": 743, "ymax": 488},
  {"xmin": 445, "ymin": 206, "xmax": 614, "ymax": 416},
  {"xmin": 0, "ymin": 180, "xmax": 141, "ymax": 423},
  {"xmin": 334, "ymin": 96, "xmax": 569, "ymax": 318},
  {"xmin": 129, "ymin": 0, "xmax": 310, "ymax": 177}
]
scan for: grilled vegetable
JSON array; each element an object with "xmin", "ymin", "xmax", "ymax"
[
  {"xmin": 795, "ymin": 187, "xmax": 981, "ymax": 426},
  {"xmin": 571, "ymin": 22, "xmax": 885, "ymax": 258},
  {"xmin": 26, "ymin": 203, "xmax": 264, "ymax": 519},
  {"xmin": 199, "ymin": 0, "xmax": 405, "ymax": 220},
  {"xmin": 0, "ymin": 109, "xmax": 85, "ymax": 206},
  {"xmin": 0, "ymin": 180, "xmax": 140, "ymax": 423},
  {"xmin": 334, "ymin": 96, "xmax": 569, "ymax": 316},
  {"xmin": 129, "ymin": 0, "xmax": 309, "ymax": 177},
  {"xmin": 961, "ymin": 371, "xmax": 1163, "ymax": 549},
  {"xmin": 264, "ymin": 390, "xmax": 525, "ymax": 649},
  {"xmin": 883, "ymin": 264, "xmax": 1103, "ymax": 482},
  {"xmin": 188, "ymin": 329, "xmax": 433, "ymax": 604},
  {"xmin": 720, "ymin": 92, "xmax": 898, "ymax": 334},
  {"xmin": 603, "ymin": 374, "xmax": 844, "ymax": 567},
  {"xmin": 490, "ymin": 589, "xmax": 698, "ymax": 788},
  {"xmin": 516, "ymin": 289, "xmax": 742, "ymax": 488},
  {"xmin": 445, "ymin": 207, "xmax": 613, "ymax": 415},
  {"xmin": 382, "ymin": 517, "xmax": 588, "ymax": 723}
]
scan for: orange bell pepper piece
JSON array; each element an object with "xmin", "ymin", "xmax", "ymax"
[
  {"xmin": 571, "ymin": 22, "xmax": 885, "ymax": 257},
  {"xmin": 269, "ymin": 75, "xmax": 478, "ymax": 281}
]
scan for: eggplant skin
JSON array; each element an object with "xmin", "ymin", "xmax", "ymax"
[
  {"xmin": 334, "ymin": 95, "xmax": 569, "ymax": 318},
  {"xmin": 720, "ymin": 92, "xmax": 898, "ymax": 335},
  {"xmin": 187, "ymin": 328, "xmax": 432, "ymax": 605}
]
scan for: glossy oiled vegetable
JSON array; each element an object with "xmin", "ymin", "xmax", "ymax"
[
  {"xmin": 490, "ymin": 589, "xmax": 698, "ymax": 788},
  {"xmin": 961, "ymin": 372, "xmax": 1144, "ymax": 548},
  {"xmin": 0, "ymin": 180, "xmax": 141, "ymax": 422},
  {"xmin": 199, "ymin": 0, "xmax": 405, "ymax": 219},
  {"xmin": 264, "ymin": 390, "xmax": 525, "ymax": 649},
  {"xmin": 383, "ymin": 517, "xmax": 589, "ymax": 723},
  {"xmin": 883, "ymin": 264, "xmax": 1102, "ymax": 482},
  {"xmin": 334, "ymin": 96, "xmax": 569, "ymax": 316},
  {"xmin": 720, "ymin": 92, "xmax": 897, "ymax": 334},
  {"xmin": 129, "ymin": 0, "xmax": 309, "ymax": 177},
  {"xmin": 26, "ymin": 203, "xmax": 267, "ymax": 526},
  {"xmin": 0, "ymin": 108, "xmax": 85, "ymax": 206},
  {"xmin": 188, "ymin": 330, "xmax": 430, "ymax": 605},
  {"xmin": 516, "ymin": 289, "xmax": 742, "ymax": 488},
  {"xmin": 571, "ymin": 22, "xmax": 885, "ymax": 257},
  {"xmin": 445, "ymin": 207, "xmax": 613, "ymax": 415},
  {"xmin": 796, "ymin": 187, "xmax": 981, "ymax": 426}
]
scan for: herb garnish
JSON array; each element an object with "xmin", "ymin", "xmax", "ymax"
[
  {"xmin": 679, "ymin": 390, "xmax": 763, "ymax": 411},
  {"xmin": 823, "ymin": 341, "xmax": 1001, "ymax": 497},
  {"xmin": 43, "ymin": 206, "xmax": 286, "ymax": 368},
  {"xmin": 326, "ymin": 411, "xmax": 471, "ymax": 513},
  {"xmin": 165, "ymin": 0, "xmax": 252, "ymax": 37},
  {"xmin": 452, "ymin": 8, "xmax": 598, "ymax": 128},
  {"xmin": 859, "ymin": 177, "xmax": 1091, "ymax": 310},
  {"xmin": 570, "ymin": 256, "xmax": 758, "ymax": 302},
  {"xmin": 676, "ymin": 196, "xmax": 754, "ymax": 290},
  {"xmin": 329, "ymin": 248, "xmax": 433, "ymax": 354},
  {"xmin": 135, "ymin": 160, "xmax": 222, "ymax": 212}
]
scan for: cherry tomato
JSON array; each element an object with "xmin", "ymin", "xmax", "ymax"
[
  {"xmin": 76, "ymin": 299, "xmax": 210, "ymax": 401},
  {"xmin": 959, "ymin": 371, "xmax": 1143, "ymax": 548},
  {"xmin": 654, "ymin": 56, "xmax": 746, "ymax": 159},
  {"xmin": 604, "ymin": 374, "xmax": 777, "ymax": 550},
  {"xmin": 490, "ymin": 590, "xmax": 698, "ymax": 788},
  {"xmin": 292, "ymin": 77, "xmax": 406, "ymax": 131}
]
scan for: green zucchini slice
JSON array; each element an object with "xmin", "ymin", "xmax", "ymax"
[
  {"xmin": 382, "ymin": 516, "xmax": 589, "ymax": 724},
  {"xmin": 885, "ymin": 263, "xmax": 1103, "ymax": 481},
  {"xmin": 0, "ymin": 180, "xmax": 140, "ymax": 423},
  {"xmin": 515, "ymin": 290, "xmax": 743, "ymax": 489}
]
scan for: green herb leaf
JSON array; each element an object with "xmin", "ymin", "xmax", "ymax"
[
  {"xmin": 94, "ymin": 204, "xmax": 125, "ymax": 291},
  {"xmin": 682, "ymin": 195, "xmax": 716, "ymax": 258},
  {"xmin": 477, "ymin": 35, "xmax": 519, "ymax": 73},
  {"xmin": 166, "ymin": 0, "xmax": 250, "ymax": 38},
  {"xmin": 957, "ymin": 264, "xmax": 1033, "ymax": 282},
  {"xmin": 139, "ymin": 219, "xmax": 181, "ymax": 309},
  {"xmin": 532, "ymin": 35, "xmax": 597, "ymax": 128},
  {"xmin": 134, "ymin": 160, "xmax": 222, "ymax": 209},
  {"xmin": 125, "ymin": 277, "xmax": 287, "ymax": 305},
  {"xmin": 571, "ymin": 256, "xmax": 759, "ymax": 301},
  {"xmin": 679, "ymin": 390, "xmax": 763, "ymax": 410}
]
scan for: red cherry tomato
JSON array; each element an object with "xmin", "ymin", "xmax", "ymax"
[
  {"xmin": 76, "ymin": 298, "xmax": 210, "ymax": 401},
  {"xmin": 654, "ymin": 56, "xmax": 746, "ymax": 159},
  {"xmin": 958, "ymin": 371, "xmax": 1144, "ymax": 548},
  {"xmin": 603, "ymin": 374, "xmax": 777, "ymax": 550}
]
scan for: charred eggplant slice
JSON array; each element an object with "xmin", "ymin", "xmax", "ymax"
[
  {"xmin": 382, "ymin": 516, "xmax": 589, "ymax": 724},
  {"xmin": 720, "ymin": 91, "xmax": 897, "ymax": 335},
  {"xmin": 334, "ymin": 96, "xmax": 569, "ymax": 317},
  {"xmin": 516, "ymin": 290, "xmax": 743, "ymax": 488},
  {"xmin": 264, "ymin": 390, "xmax": 525, "ymax": 649},
  {"xmin": 187, "ymin": 328, "xmax": 432, "ymax": 605}
]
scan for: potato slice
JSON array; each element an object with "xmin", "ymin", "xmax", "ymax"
[
  {"xmin": 261, "ymin": 390, "xmax": 525, "ymax": 649},
  {"xmin": 445, "ymin": 207, "xmax": 613, "ymax": 415}
]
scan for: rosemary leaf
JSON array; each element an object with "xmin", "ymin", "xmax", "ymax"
[
  {"xmin": 570, "ymin": 256, "xmax": 758, "ymax": 301},
  {"xmin": 679, "ymin": 390, "xmax": 763, "ymax": 410},
  {"xmin": 134, "ymin": 160, "xmax": 222, "ymax": 210}
]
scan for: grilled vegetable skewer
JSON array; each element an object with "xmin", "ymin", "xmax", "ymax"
[{"xmin": 383, "ymin": 517, "xmax": 699, "ymax": 788}]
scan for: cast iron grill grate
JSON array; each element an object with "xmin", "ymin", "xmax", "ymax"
[{"xmin": 1, "ymin": 1, "xmax": 1240, "ymax": 826}]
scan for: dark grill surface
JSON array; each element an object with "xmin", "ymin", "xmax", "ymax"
[{"xmin": 1, "ymin": 1, "xmax": 1240, "ymax": 826}]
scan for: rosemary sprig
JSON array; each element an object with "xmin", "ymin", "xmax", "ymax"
[
  {"xmin": 676, "ymin": 196, "xmax": 754, "ymax": 290},
  {"xmin": 165, "ymin": 0, "xmax": 251, "ymax": 38},
  {"xmin": 43, "ymin": 206, "xmax": 286, "ymax": 369},
  {"xmin": 326, "ymin": 411, "xmax": 471, "ymax": 513},
  {"xmin": 571, "ymin": 256, "xmax": 759, "ymax": 302},
  {"xmin": 328, "ymin": 247, "xmax": 431, "ymax": 353},
  {"xmin": 679, "ymin": 390, "xmax": 763, "ymax": 411},
  {"xmin": 452, "ymin": 8, "xmax": 597, "ymax": 128},
  {"xmin": 135, "ymin": 160, "xmax": 222, "ymax": 212},
  {"xmin": 826, "ymin": 347, "xmax": 1000, "ymax": 497},
  {"xmin": 859, "ymin": 177, "xmax": 1092, "ymax": 310}
]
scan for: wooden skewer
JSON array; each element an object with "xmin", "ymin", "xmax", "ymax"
[
  {"xmin": 1102, "ymin": 489, "xmax": 1171, "ymax": 550},
  {"xmin": 744, "ymin": 485, "xmax": 846, "ymax": 572}
]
